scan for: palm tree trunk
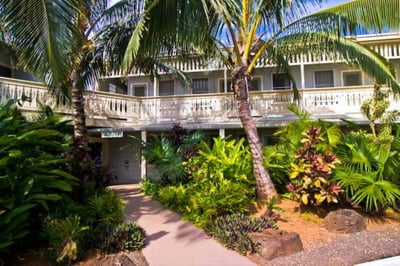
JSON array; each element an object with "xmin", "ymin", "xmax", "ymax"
[
  {"xmin": 232, "ymin": 66, "xmax": 278, "ymax": 201},
  {"xmin": 71, "ymin": 70, "xmax": 89, "ymax": 168}
]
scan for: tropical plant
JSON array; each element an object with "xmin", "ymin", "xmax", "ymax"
[
  {"xmin": 156, "ymin": 137, "xmax": 256, "ymax": 226},
  {"xmin": 334, "ymin": 131, "xmax": 400, "ymax": 212},
  {"xmin": 43, "ymin": 215, "xmax": 89, "ymax": 264},
  {"xmin": 95, "ymin": 221, "xmax": 146, "ymax": 253},
  {"xmin": 0, "ymin": 0, "xmax": 145, "ymax": 169},
  {"xmin": 288, "ymin": 126, "xmax": 342, "ymax": 206},
  {"xmin": 361, "ymin": 84, "xmax": 400, "ymax": 145},
  {"xmin": 124, "ymin": 0, "xmax": 400, "ymax": 200},
  {"xmin": 205, "ymin": 213, "xmax": 276, "ymax": 255},
  {"xmin": 0, "ymin": 100, "xmax": 78, "ymax": 253},
  {"xmin": 265, "ymin": 104, "xmax": 342, "ymax": 193},
  {"xmin": 132, "ymin": 126, "xmax": 204, "ymax": 183}
]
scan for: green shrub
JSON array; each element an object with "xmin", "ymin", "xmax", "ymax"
[
  {"xmin": 262, "ymin": 145, "xmax": 291, "ymax": 193},
  {"xmin": 334, "ymin": 132, "xmax": 400, "ymax": 212},
  {"xmin": 140, "ymin": 180, "xmax": 162, "ymax": 199},
  {"xmin": 0, "ymin": 100, "xmax": 78, "ymax": 253},
  {"xmin": 43, "ymin": 215, "xmax": 89, "ymax": 264},
  {"xmin": 96, "ymin": 222, "xmax": 146, "ymax": 253},
  {"xmin": 85, "ymin": 188, "xmax": 125, "ymax": 227},
  {"xmin": 205, "ymin": 214, "xmax": 276, "ymax": 255},
  {"xmin": 156, "ymin": 137, "xmax": 256, "ymax": 226}
]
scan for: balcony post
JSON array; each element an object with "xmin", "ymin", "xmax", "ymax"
[
  {"xmin": 141, "ymin": 130, "xmax": 147, "ymax": 181},
  {"xmin": 219, "ymin": 128, "xmax": 225, "ymax": 138},
  {"xmin": 153, "ymin": 75, "xmax": 158, "ymax": 96},
  {"xmin": 224, "ymin": 66, "xmax": 228, "ymax": 93}
]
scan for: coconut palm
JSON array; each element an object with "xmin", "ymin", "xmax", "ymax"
[
  {"xmin": 0, "ymin": 0, "xmax": 144, "ymax": 162},
  {"xmin": 123, "ymin": 0, "xmax": 400, "ymax": 200}
]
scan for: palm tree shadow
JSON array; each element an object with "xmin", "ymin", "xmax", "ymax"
[{"xmin": 145, "ymin": 230, "xmax": 169, "ymax": 245}]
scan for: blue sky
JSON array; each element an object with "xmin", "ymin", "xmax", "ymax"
[{"xmin": 318, "ymin": 0, "xmax": 352, "ymax": 9}]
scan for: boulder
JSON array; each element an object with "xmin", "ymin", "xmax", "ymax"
[
  {"xmin": 89, "ymin": 251, "xmax": 148, "ymax": 266},
  {"xmin": 321, "ymin": 209, "xmax": 366, "ymax": 233},
  {"xmin": 251, "ymin": 229, "xmax": 303, "ymax": 261}
]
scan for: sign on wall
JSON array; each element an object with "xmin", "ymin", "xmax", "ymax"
[{"xmin": 101, "ymin": 131, "xmax": 123, "ymax": 138}]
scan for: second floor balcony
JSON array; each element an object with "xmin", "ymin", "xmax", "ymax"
[{"xmin": 0, "ymin": 77, "xmax": 396, "ymax": 131}]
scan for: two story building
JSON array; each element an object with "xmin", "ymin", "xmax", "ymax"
[{"xmin": 2, "ymin": 33, "xmax": 400, "ymax": 183}]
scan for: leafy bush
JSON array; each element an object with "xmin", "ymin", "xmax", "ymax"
[
  {"xmin": 262, "ymin": 145, "xmax": 291, "ymax": 193},
  {"xmin": 334, "ymin": 131, "xmax": 400, "ymax": 212},
  {"xmin": 140, "ymin": 180, "xmax": 162, "ymax": 199},
  {"xmin": 85, "ymin": 188, "xmax": 125, "ymax": 227},
  {"xmin": 43, "ymin": 186, "xmax": 126, "ymax": 252},
  {"xmin": 96, "ymin": 222, "xmax": 146, "ymax": 253},
  {"xmin": 288, "ymin": 127, "xmax": 342, "ymax": 206},
  {"xmin": 43, "ymin": 216, "xmax": 89, "ymax": 264},
  {"xmin": 205, "ymin": 214, "xmax": 276, "ymax": 255},
  {"xmin": 131, "ymin": 125, "xmax": 204, "ymax": 184},
  {"xmin": 270, "ymin": 104, "xmax": 342, "ymax": 193},
  {"xmin": 0, "ymin": 100, "xmax": 78, "ymax": 253},
  {"xmin": 156, "ymin": 137, "xmax": 256, "ymax": 226}
]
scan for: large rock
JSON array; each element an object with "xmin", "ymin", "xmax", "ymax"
[
  {"xmin": 251, "ymin": 229, "xmax": 303, "ymax": 261},
  {"xmin": 321, "ymin": 209, "xmax": 366, "ymax": 234},
  {"xmin": 88, "ymin": 251, "xmax": 149, "ymax": 266}
]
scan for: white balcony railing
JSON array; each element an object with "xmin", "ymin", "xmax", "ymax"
[
  {"xmin": 2, "ymin": 77, "xmax": 399, "ymax": 129},
  {"xmin": 106, "ymin": 40, "xmax": 400, "ymax": 77}
]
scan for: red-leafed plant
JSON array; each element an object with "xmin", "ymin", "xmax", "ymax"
[{"xmin": 288, "ymin": 126, "xmax": 342, "ymax": 206}]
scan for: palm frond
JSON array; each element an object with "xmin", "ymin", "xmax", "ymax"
[{"xmin": 315, "ymin": 0, "xmax": 400, "ymax": 34}]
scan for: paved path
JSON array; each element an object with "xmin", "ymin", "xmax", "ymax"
[{"xmin": 113, "ymin": 184, "xmax": 255, "ymax": 266}]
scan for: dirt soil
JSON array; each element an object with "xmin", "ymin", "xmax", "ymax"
[{"xmin": 248, "ymin": 199, "xmax": 400, "ymax": 265}]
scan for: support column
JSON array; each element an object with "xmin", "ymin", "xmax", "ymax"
[
  {"xmin": 141, "ymin": 130, "xmax": 147, "ymax": 181},
  {"xmin": 300, "ymin": 63, "xmax": 305, "ymax": 89},
  {"xmin": 219, "ymin": 128, "xmax": 225, "ymax": 138},
  {"xmin": 224, "ymin": 66, "xmax": 228, "ymax": 93},
  {"xmin": 300, "ymin": 62, "xmax": 305, "ymax": 107},
  {"xmin": 153, "ymin": 75, "xmax": 158, "ymax": 96}
]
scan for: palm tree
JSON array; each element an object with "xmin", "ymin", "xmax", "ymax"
[
  {"xmin": 123, "ymin": 0, "xmax": 400, "ymax": 200},
  {"xmin": 0, "ymin": 0, "xmax": 143, "ymax": 162}
]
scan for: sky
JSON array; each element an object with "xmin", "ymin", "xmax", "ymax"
[{"xmin": 318, "ymin": 0, "xmax": 353, "ymax": 9}]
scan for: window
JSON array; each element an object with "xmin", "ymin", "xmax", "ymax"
[
  {"xmin": 272, "ymin": 73, "xmax": 291, "ymax": 90},
  {"xmin": 218, "ymin": 79, "xmax": 232, "ymax": 92},
  {"xmin": 0, "ymin": 65, "xmax": 11, "ymax": 77},
  {"xmin": 218, "ymin": 77, "xmax": 260, "ymax": 92},
  {"xmin": 315, "ymin": 70, "xmax": 334, "ymax": 88},
  {"xmin": 343, "ymin": 71, "xmax": 362, "ymax": 86},
  {"xmin": 131, "ymin": 84, "xmax": 147, "ymax": 97},
  {"xmin": 159, "ymin": 80, "xmax": 174, "ymax": 96},
  {"xmin": 109, "ymin": 84, "xmax": 116, "ymax": 93},
  {"xmin": 192, "ymin": 78, "xmax": 209, "ymax": 94},
  {"xmin": 250, "ymin": 77, "xmax": 261, "ymax": 91}
]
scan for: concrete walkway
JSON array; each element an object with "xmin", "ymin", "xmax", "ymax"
[{"xmin": 113, "ymin": 184, "xmax": 255, "ymax": 266}]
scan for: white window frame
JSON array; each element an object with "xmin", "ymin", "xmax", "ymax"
[
  {"xmin": 271, "ymin": 73, "xmax": 292, "ymax": 90},
  {"xmin": 159, "ymin": 80, "xmax": 175, "ymax": 96},
  {"xmin": 341, "ymin": 70, "xmax": 363, "ymax": 87},
  {"xmin": 314, "ymin": 70, "xmax": 334, "ymax": 88},
  {"xmin": 130, "ymin": 83, "xmax": 148, "ymax": 97}
]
